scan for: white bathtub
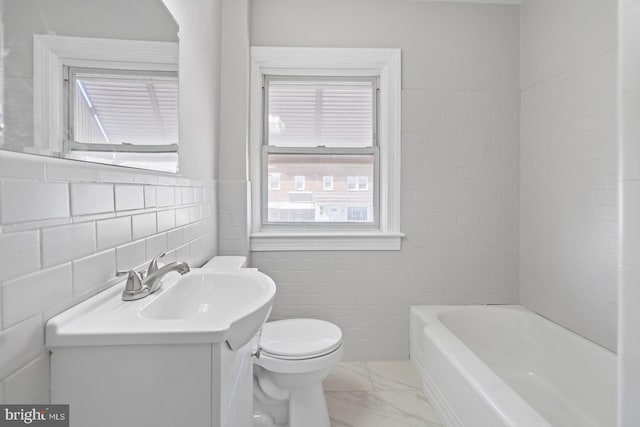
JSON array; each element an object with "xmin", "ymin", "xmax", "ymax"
[{"xmin": 410, "ymin": 305, "xmax": 616, "ymax": 427}]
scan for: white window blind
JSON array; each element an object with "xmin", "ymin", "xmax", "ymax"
[
  {"xmin": 266, "ymin": 78, "xmax": 375, "ymax": 148},
  {"xmin": 71, "ymin": 69, "xmax": 178, "ymax": 146}
]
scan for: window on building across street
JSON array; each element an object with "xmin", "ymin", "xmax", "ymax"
[
  {"xmin": 293, "ymin": 175, "xmax": 306, "ymax": 191},
  {"xmin": 347, "ymin": 176, "xmax": 369, "ymax": 191},
  {"xmin": 268, "ymin": 173, "xmax": 281, "ymax": 191},
  {"xmin": 323, "ymin": 176, "xmax": 334, "ymax": 191}
]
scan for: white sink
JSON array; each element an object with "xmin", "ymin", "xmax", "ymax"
[{"xmin": 46, "ymin": 268, "xmax": 276, "ymax": 350}]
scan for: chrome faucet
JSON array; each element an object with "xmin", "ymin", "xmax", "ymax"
[{"xmin": 121, "ymin": 253, "xmax": 190, "ymax": 301}]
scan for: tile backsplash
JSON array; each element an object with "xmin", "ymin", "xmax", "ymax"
[{"xmin": 0, "ymin": 151, "xmax": 217, "ymax": 404}]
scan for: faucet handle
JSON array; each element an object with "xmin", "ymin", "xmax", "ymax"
[
  {"xmin": 124, "ymin": 270, "xmax": 144, "ymax": 292},
  {"xmin": 121, "ymin": 270, "xmax": 150, "ymax": 301},
  {"xmin": 147, "ymin": 252, "xmax": 167, "ymax": 276}
]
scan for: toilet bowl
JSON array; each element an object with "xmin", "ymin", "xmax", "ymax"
[{"xmin": 253, "ymin": 318, "xmax": 343, "ymax": 427}]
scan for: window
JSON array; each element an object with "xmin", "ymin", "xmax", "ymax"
[
  {"xmin": 347, "ymin": 176, "xmax": 369, "ymax": 191},
  {"xmin": 264, "ymin": 76, "xmax": 377, "ymax": 225},
  {"xmin": 250, "ymin": 47, "xmax": 403, "ymax": 251},
  {"xmin": 268, "ymin": 173, "xmax": 281, "ymax": 190},
  {"xmin": 33, "ymin": 35, "xmax": 178, "ymax": 173},
  {"xmin": 294, "ymin": 175, "xmax": 306, "ymax": 191},
  {"xmin": 347, "ymin": 206, "xmax": 369, "ymax": 222},
  {"xmin": 323, "ymin": 176, "xmax": 334, "ymax": 191},
  {"xmin": 65, "ymin": 67, "xmax": 178, "ymax": 172}
]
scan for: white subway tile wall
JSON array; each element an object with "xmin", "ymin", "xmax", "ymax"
[
  {"xmin": 2, "ymin": 264, "xmax": 72, "ymax": 329},
  {"xmin": 0, "ymin": 151, "xmax": 216, "ymax": 404},
  {"xmin": 520, "ymin": 8, "xmax": 618, "ymax": 350},
  {"xmin": 144, "ymin": 185, "xmax": 157, "ymax": 208},
  {"xmin": 72, "ymin": 250, "xmax": 116, "ymax": 296},
  {"xmin": 0, "ymin": 181, "xmax": 69, "ymax": 223},
  {"xmin": 218, "ymin": 180, "xmax": 250, "ymax": 255},
  {"xmin": 132, "ymin": 213, "xmax": 158, "ymax": 240},
  {"xmin": 157, "ymin": 209, "xmax": 177, "ymax": 232},
  {"xmin": 115, "ymin": 240, "xmax": 147, "ymax": 271},
  {"xmin": 156, "ymin": 185, "xmax": 176, "ymax": 207},
  {"xmin": 3, "ymin": 356, "xmax": 49, "ymax": 405},
  {"xmin": 114, "ymin": 185, "xmax": 145, "ymax": 211},
  {"xmin": 220, "ymin": 90, "xmax": 520, "ymax": 360},
  {"xmin": 41, "ymin": 222, "xmax": 96, "ymax": 268},
  {"xmin": 0, "ymin": 315, "xmax": 44, "ymax": 380},
  {"xmin": 96, "ymin": 216, "xmax": 132, "ymax": 251},
  {"xmin": 69, "ymin": 183, "xmax": 114, "ymax": 216},
  {"xmin": 0, "ymin": 231, "xmax": 41, "ymax": 283}
]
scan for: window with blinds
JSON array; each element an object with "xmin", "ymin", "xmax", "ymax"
[
  {"xmin": 263, "ymin": 76, "xmax": 378, "ymax": 226},
  {"xmin": 65, "ymin": 67, "xmax": 178, "ymax": 173}
]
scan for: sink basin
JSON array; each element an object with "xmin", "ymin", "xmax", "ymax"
[
  {"xmin": 46, "ymin": 268, "xmax": 276, "ymax": 350},
  {"xmin": 142, "ymin": 271, "xmax": 273, "ymax": 320}
]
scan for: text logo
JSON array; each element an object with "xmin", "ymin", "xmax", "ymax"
[{"xmin": 0, "ymin": 406, "xmax": 68, "ymax": 426}]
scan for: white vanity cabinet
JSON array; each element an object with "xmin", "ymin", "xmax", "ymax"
[
  {"xmin": 50, "ymin": 339, "xmax": 254, "ymax": 427},
  {"xmin": 47, "ymin": 264, "xmax": 275, "ymax": 427}
]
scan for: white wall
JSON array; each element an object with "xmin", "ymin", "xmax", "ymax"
[
  {"xmin": 0, "ymin": 0, "xmax": 222, "ymax": 404},
  {"xmin": 162, "ymin": 0, "xmax": 222, "ymax": 180},
  {"xmin": 244, "ymin": 0, "xmax": 520, "ymax": 360},
  {"xmin": 217, "ymin": 0, "xmax": 251, "ymax": 256},
  {"xmin": 619, "ymin": 0, "xmax": 640, "ymax": 423},
  {"xmin": 519, "ymin": 0, "xmax": 618, "ymax": 351}
]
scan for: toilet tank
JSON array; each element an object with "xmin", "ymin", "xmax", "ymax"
[{"xmin": 201, "ymin": 256, "xmax": 247, "ymax": 270}]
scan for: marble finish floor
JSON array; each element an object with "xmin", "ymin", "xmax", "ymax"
[{"xmin": 322, "ymin": 360, "xmax": 442, "ymax": 427}]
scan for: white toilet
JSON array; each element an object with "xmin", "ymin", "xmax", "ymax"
[{"xmin": 252, "ymin": 318, "xmax": 343, "ymax": 427}]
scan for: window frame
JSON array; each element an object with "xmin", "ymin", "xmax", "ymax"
[
  {"xmin": 33, "ymin": 35, "xmax": 178, "ymax": 166},
  {"xmin": 262, "ymin": 74, "xmax": 379, "ymax": 228},
  {"xmin": 249, "ymin": 47, "xmax": 403, "ymax": 251}
]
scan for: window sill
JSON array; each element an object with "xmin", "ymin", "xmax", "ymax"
[{"xmin": 250, "ymin": 231, "xmax": 404, "ymax": 251}]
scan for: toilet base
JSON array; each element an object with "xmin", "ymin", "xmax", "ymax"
[
  {"xmin": 253, "ymin": 346, "xmax": 343, "ymax": 427},
  {"xmin": 289, "ymin": 384, "xmax": 330, "ymax": 427},
  {"xmin": 253, "ymin": 384, "xmax": 330, "ymax": 427},
  {"xmin": 253, "ymin": 379, "xmax": 331, "ymax": 427}
]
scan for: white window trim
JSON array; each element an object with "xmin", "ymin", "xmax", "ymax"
[
  {"xmin": 249, "ymin": 47, "xmax": 403, "ymax": 251},
  {"xmin": 33, "ymin": 35, "xmax": 178, "ymax": 154}
]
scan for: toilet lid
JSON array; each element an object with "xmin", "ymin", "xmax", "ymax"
[{"xmin": 259, "ymin": 319, "xmax": 342, "ymax": 360}]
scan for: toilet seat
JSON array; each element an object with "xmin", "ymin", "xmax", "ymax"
[{"xmin": 259, "ymin": 319, "xmax": 342, "ymax": 360}]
